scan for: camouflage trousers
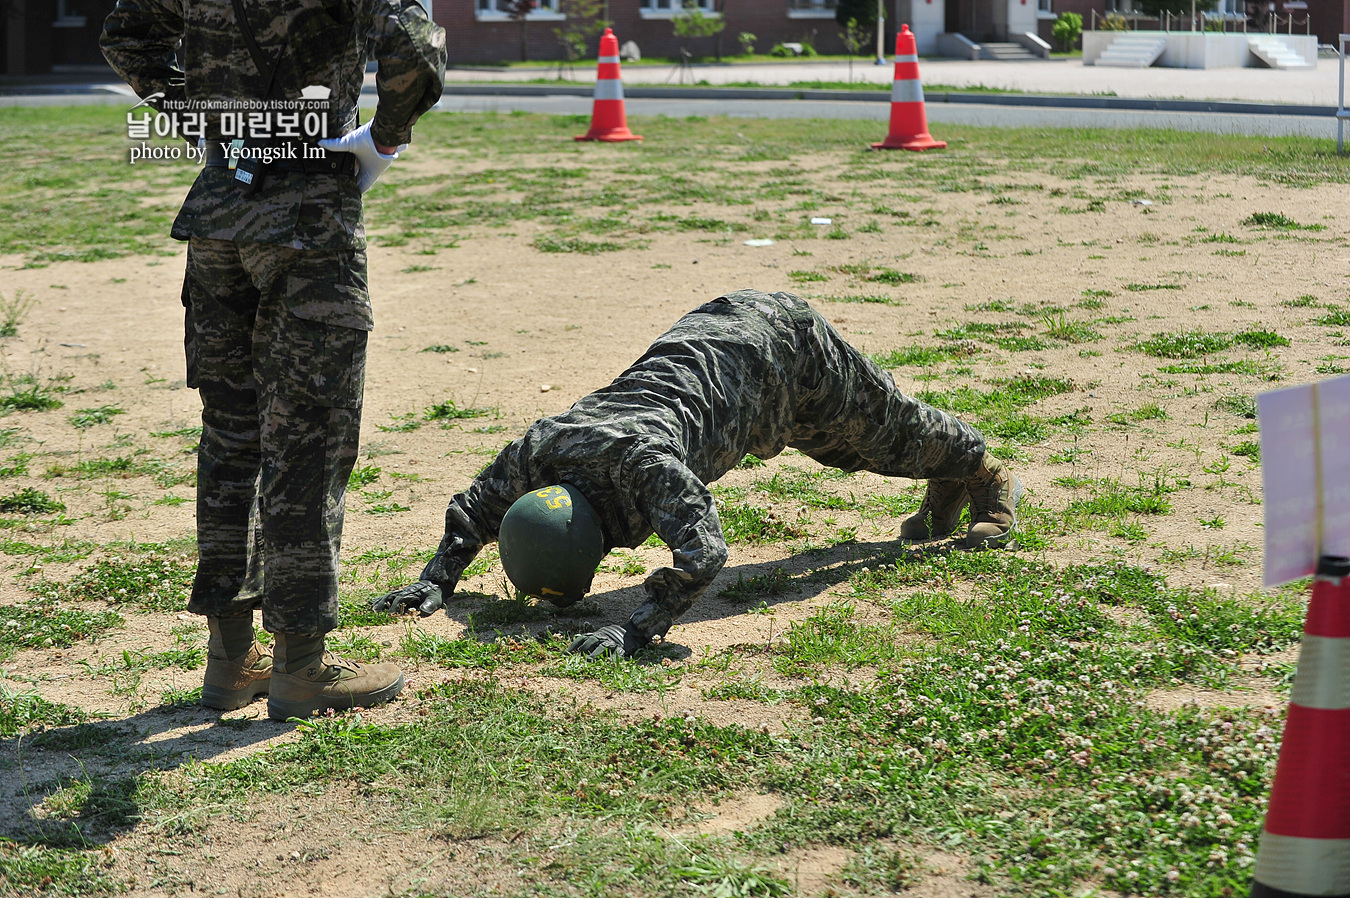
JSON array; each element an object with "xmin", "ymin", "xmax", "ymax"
[
  {"xmin": 181, "ymin": 237, "xmax": 371, "ymax": 636},
  {"xmin": 780, "ymin": 294, "xmax": 986, "ymax": 482}
]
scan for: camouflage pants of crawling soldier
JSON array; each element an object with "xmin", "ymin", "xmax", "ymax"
[{"xmin": 180, "ymin": 237, "xmax": 371, "ymax": 636}]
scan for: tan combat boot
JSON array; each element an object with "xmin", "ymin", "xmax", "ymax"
[
  {"xmin": 201, "ymin": 616, "xmax": 272, "ymax": 711},
  {"xmin": 963, "ymin": 452, "xmax": 1023, "ymax": 549},
  {"xmin": 900, "ymin": 479, "xmax": 969, "ymax": 542},
  {"xmin": 267, "ymin": 633, "xmax": 404, "ymax": 721}
]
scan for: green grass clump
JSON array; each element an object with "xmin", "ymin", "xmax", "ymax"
[
  {"xmin": 1061, "ymin": 475, "xmax": 1178, "ymax": 522},
  {"xmin": 400, "ymin": 629, "xmax": 547, "ymax": 669},
  {"xmin": 1156, "ymin": 360, "xmax": 1269, "ymax": 376},
  {"xmin": 0, "ymin": 602, "xmax": 122, "ymax": 659},
  {"xmin": 915, "ymin": 375, "xmax": 1074, "ymax": 445},
  {"xmin": 0, "ymin": 839, "xmax": 122, "ymax": 895},
  {"xmin": 1214, "ymin": 395, "xmax": 1257, "ymax": 419},
  {"xmin": 822, "ymin": 294, "xmax": 900, "ymax": 305},
  {"xmin": 1315, "ymin": 307, "xmax": 1350, "ymax": 327},
  {"xmin": 68, "ymin": 405, "xmax": 124, "ymax": 429},
  {"xmin": 1132, "ymin": 331, "xmax": 1233, "ymax": 358},
  {"xmin": 775, "ymin": 603, "xmax": 900, "ymax": 674},
  {"xmin": 39, "ymin": 554, "xmax": 194, "ymax": 612},
  {"xmin": 865, "ymin": 268, "xmax": 921, "ymax": 286},
  {"xmin": 424, "ymin": 399, "xmax": 491, "ymax": 421},
  {"xmin": 0, "ymin": 383, "xmax": 63, "ymax": 412},
  {"xmin": 0, "ymin": 687, "xmax": 89, "ymax": 736},
  {"xmin": 1241, "ymin": 211, "xmax": 1324, "ymax": 231},
  {"xmin": 532, "ymin": 235, "xmax": 637, "ymax": 254},
  {"xmin": 717, "ymin": 499, "xmax": 809, "ymax": 544},
  {"xmin": 719, "ymin": 567, "xmax": 794, "ymax": 602},
  {"xmin": 872, "ymin": 342, "xmax": 979, "ymax": 368},
  {"xmin": 1232, "ymin": 328, "xmax": 1289, "ymax": 350},
  {"xmin": 0, "ymin": 487, "xmax": 63, "ymax": 514},
  {"xmin": 348, "ymin": 464, "xmax": 381, "ymax": 488},
  {"xmin": 1042, "ymin": 312, "xmax": 1102, "ymax": 344}
]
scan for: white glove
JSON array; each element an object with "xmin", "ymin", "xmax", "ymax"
[{"xmin": 318, "ymin": 121, "xmax": 407, "ymax": 193}]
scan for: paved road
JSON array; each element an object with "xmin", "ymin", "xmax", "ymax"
[
  {"xmin": 448, "ymin": 56, "xmax": 1346, "ymax": 107},
  {"xmin": 420, "ymin": 92, "xmax": 1336, "ymax": 139},
  {"xmin": 4, "ymin": 57, "xmax": 1344, "ymax": 138}
]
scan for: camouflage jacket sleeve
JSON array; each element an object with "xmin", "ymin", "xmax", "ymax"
[
  {"xmin": 100, "ymin": 0, "xmax": 187, "ymax": 106},
  {"xmin": 418, "ymin": 439, "xmax": 526, "ymax": 591},
  {"xmin": 624, "ymin": 448, "xmax": 729, "ymax": 640},
  {"xmin": 418, "ymin": 500, "xmax": 484, "ymax": 593},
  {"xmin": 365, "ymin": 0, "xmax": 446, "ymax": 148}
]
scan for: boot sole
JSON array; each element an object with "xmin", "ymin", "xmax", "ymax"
[
  {"xmin": 201, "ymin": 678, "xmax": 271, "ymax": 711},
  {"xmin": 266, "ymin": 673, "xmax": 405, "ymax": 722},
  {"xmin": 966, "ymin": 476, "xmax": 1024, "ymax": 550}
]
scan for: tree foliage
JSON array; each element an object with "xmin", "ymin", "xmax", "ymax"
[
  {"xmin": 554, "ymin": 0, "xmax": 609, "ymax": 61},
  {"xmin": 1050, "ymin": 11, "xmax": 1082, "ymax": 51},
  {"xmin": 835, "ymin": 0, "xmax": 881, "ymax": 30}
]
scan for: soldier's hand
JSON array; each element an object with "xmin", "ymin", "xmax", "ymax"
[
  {"xmin": 372, "ymin": 579, "xmax": 443, "ymax": 616},
  {"xmin": 318, "ymin": 121, "xmax": 407, "ymax": 194},
  {"xmin": 566, "ymin": 623, "xmax": 648, "ymax": 659}
]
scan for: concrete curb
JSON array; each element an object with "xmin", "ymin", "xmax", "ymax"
[{"xmin": 436, "ymin": 82, "xmax": 1337, "ymax": 118}]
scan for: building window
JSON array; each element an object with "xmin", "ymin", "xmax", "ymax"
[
  {"xmin": 1037, "ymin": 0, "xmax": 1055, "ymax": 18},
  {"xmin": 54, "ymin": 0, "xmax": 87, "ymax": 28},
  {"xmin": 639, "ymin": 0, "xmax": 717, "ymax": 18},
  {"xmin": 476, "ymin": 0, "xmax": 565, "ymax": 20},
  {"xmin": 787, "ymin": 0, "xmax": 838, "ymax": 18}
]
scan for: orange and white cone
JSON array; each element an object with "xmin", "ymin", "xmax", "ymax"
[
  {"xmin": 575, "ymin": 28, "xmax": 641, "ymax": 143},
  {"xmin": 1250, "ymin": 554, "xmax": 1350, "ymax": 898},
  {"xmin": 871, "ymin": 25, "xmax": 945, "ymax": 152}
]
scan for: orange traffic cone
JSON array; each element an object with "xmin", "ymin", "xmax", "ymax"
[
  {"xmin": 1250, "ymin": 554, "xmax": 1350, "ymax": 898},
  {"xmin": 575, "ymin": 28, "xmax": 641, "ymax": 143},
  {"xmin": 871, "ymin": 25, "xmax": 945, "ymax": 152}
]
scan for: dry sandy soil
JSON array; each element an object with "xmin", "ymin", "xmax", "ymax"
[{"xmin": 0, "ymin": 127, "xmax": 1341, "ymax": 895}]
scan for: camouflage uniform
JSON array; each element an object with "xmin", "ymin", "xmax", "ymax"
[
  {"xmin": 102, "ymin": 0, "xmax": 446, "ymax": 635},
  {"xmin": 413, "ymin": 290, "xmax": 987, "ymax": 641}
]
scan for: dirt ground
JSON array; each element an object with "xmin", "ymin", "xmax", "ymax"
[{"xmin": 0, "ymin": 137, "xmax": 1340, "ymax": 895}]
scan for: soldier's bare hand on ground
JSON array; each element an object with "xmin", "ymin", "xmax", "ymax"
[
  {"xmin": 566, "ymin": 623, "xmax": 648, "ymax": 659},
  {"xmin": 372, "ymin": 579, "xmax": 443, "ymax": 615}
]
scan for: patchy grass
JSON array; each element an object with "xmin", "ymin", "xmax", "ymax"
[
  {"xmin": 34, "ymin": 551, "xmax": 194, "ymax": 612},
  {"xmin": 2, "ymin": 106, "xmax": 1344, "ymax": 898}
]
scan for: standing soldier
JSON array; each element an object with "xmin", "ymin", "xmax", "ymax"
[
  {"xmin": 375, "ymin": 290, "xmax": 1023, "ymax": 658},
  {"xmin": 101, "ymin": 0, "xmax": 446, "ymax": 719}
]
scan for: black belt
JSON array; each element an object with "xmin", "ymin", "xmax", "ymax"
[{"xmin": 203, "ymin": 142, "xmax": 356, "ymax": 176}]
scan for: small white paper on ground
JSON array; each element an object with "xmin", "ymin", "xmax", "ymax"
[
  {"xmin": 810, "ymin": 217, "xmax": 832, "ymax": 225},
  {"xmin": 743, "ymin": 239, "xmax": 774, "ymax": 247},
  {"xmin": 1258, "ymin": 382, "xmax": 1319, "ymax": 586}
]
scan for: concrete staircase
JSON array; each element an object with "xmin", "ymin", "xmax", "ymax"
[
  {"xmin": 979, "ymin": 41, "xmax": 1041, "ymax": 61},
  {"xmin": 1248, "ymin": 35, "xmax": 1315, "ymax": 69},
  {"xmin": 1094, "ymin": 33, "xmax": 1167, "ymax": 67}
]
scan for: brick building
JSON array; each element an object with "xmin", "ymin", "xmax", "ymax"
[
  {"xmin": 6, "ymin": 0, "xmax": 1347, "ymax": 77},
  {"xmin": 435, "ymin": 0, "xmax": 856, "ymax": 63}
]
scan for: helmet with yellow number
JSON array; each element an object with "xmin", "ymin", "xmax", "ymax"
[{"xmin": 498, "ymin": 483, "xmax": 606, "ymax": 606}]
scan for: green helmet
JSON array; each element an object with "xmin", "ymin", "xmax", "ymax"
[{"xmin": 499, "ymin": 483, "xmax": 605, "ymax": 606}]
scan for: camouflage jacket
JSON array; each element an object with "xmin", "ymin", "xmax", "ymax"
[
  {"xmin": 101, "ymin": 0, "xmax": 446, "ymax": 249},
  {"xmin": 419, "ymin": 290, "xmax": 837, "ymax": 639}
]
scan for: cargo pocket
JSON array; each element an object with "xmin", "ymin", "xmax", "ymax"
[{"xmin": 270, "ymin": 254, "xmax": 372, "ymax": 409}]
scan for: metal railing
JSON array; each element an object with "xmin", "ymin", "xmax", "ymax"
[{"xmin": 1090, "ymin": 7, "xmax": 1311, "ymax": 33}]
